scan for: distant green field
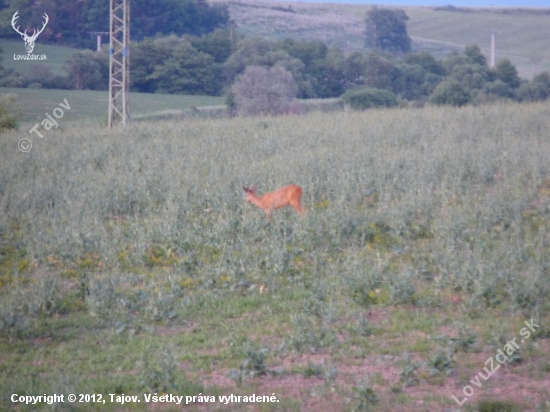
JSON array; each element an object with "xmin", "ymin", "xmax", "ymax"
[
  {"xmin": 405, "ymin": 7, "xmax": 550, "ymax": 78},
  {"xmin": 225, "ymin": 0, "xmax": 550, "ymax": 79},
  {"xmin": 2, "ymin": 39, "xmax": 79, "ymax": 76},
  {"xmin": 0, "ymin": 87, "xmax": 225, "ymax": 123}
]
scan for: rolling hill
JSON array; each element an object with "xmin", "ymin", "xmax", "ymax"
[{"xmin": 223, "ymin": 0, "xmax": 550, "ymax": 79}]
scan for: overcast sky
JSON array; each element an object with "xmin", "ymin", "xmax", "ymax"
[{"xmin": 287, "ymin": 0, "xmax": 549, "ymax": 6}]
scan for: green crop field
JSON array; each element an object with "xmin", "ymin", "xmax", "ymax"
[
  {"xmin": 1, "ymin": 101, "xmax": 549, "ymax": 411},
  {"xmin": 0, "ymin": 87, "xmax": 225, "ymax": 123},
  {"xmin": 224, "ymin": 0, "xmax": 550, "ymax": 79}
]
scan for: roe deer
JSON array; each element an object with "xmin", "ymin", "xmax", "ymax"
[{"xmin": 243, "ymin": 184, "xmax": 303, "ymax": 219}]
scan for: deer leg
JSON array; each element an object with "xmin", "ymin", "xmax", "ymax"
[{"xmin": 291, "ymin": 201, "xmax": 302, "ymax": 215}]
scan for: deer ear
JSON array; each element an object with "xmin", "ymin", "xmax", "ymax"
[
  {"xmin": 243, "ymin": 186, "xmax": 248, "ymax": 192},
  {"xmin": 250, "ymin": 185, "xmax": 256, "ymax": 192}
]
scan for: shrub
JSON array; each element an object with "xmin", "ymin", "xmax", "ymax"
[
  {"xmin": 516, "ymin": 83, "xmax": 541, "ymax": 102},
  {"xmin": 27, "ymin": 66, "xmax": 69, "ymax": 90},
  {"xmin": 475, "ymin": 79, "xmax": 514, "ymax": 103},
  {"xmin": 64, "ymin": 50, "xmax": 109, "ymax": 90},
  {"xmin": 342, "ymin": 87, "xmax": 398, "ymax": 110},
  {"xmin": 429, "ymin": 80, "xmax": 470, "ymax": 106},
  {"xmin": 516, "ymin": 71, "xmax": 550, "ymax": 102},
  {"xmin": 0, "ymin": 70, "xmax": 28, "ymax": 88},
  {"xmin": 0, "ymin": 94, "xmax": 21, "ymax": 133}
]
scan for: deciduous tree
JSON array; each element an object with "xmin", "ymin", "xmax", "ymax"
[
  {"xmin": 231, "ymin": 65, "xmax": 299, "ymax": 116},
  {"xmin": 495, "ymin": 59, "xmax": 521, "ymax": 89},
  {"xmin": 364, "ymin": 8, "xmax": 411, "ymax": 53}
]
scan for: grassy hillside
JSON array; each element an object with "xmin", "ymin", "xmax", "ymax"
[
  {"xmin": 0, "ymin": 87, "xmax": 225, "ymax": 123},
  {"xmin": 406, "ymin": 7, "xmax": 550, "ymax": 78},
  {"xmin": 224, "ymin": 0, "xmax": 550, "ymax": 79},
  {"xmin": 1, "ymin": 102, "xmax": 549, "ymax": 411}
]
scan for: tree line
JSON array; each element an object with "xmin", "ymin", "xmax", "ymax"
[
  {"xmin": 1, "ymin": 3, "xmax": 549, "ymax": 110},
  {"xmin": 0, "ymin": 0, "xmax": 229, "ymax": 47},
  {"xmin": 2, "ymin": 31, "xmax": 549, "ymax": 107}
]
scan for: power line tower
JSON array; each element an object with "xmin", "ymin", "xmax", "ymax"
[{"xmin": 108, "ymin": 0, "xmax": 130, "ymax": 127}]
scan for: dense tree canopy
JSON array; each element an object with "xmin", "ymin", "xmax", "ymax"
[
  {"xmin": 221, "ymin": 37, "xmax": 344, "ymax": 98},
  {"xmin": 0, "ymin": 0, "xmax": 229, "ymax": 47},
  {"xmin": 145, "ymin": 38, "xmax": 219, "ymax": 95},
  {"xmin": 403, "ymin": 51, "xmax": 445, "ymax": 76}
]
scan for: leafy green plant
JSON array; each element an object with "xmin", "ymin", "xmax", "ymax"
[
  {"xmin": 399, "ymin": 352, "xmax": 420, "ymax": 387},
  {"xmin": 390, "ymin": 280, "xmax": 416, "ymax": 305},
  {"xmin": 139, "ymin": 345, "xmax": 204, "ymax": 395},
  {"xmin": 449, "ymin": 324, "xmax": 477, "ymax": 353},
  {"xmin": 228, "ymin": 347, "xmax": 270, "ymax": 387},
  {"xmin": 299, "ymin": 361, "xmax": 338, "ymax": 384},
  {"xmin": 290, "ymin": 313, "xmax": 334, "ymax": 352},
  {"xmin": 425, "ymin": 349, "xmax": 455, "ymax": 376},
  {"xmin": 356, "ymin": 314, "xmax": 373, "ymax": 337},
  {"xmin": 353, "ymin": 379, "xmax": 378, "ymax": 411}
]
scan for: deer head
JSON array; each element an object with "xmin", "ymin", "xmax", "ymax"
[
  {"xmin": 243, "ymin": 185, "xmax": 256, "ymax": 200},
  {"xmin": 12, "ymin": 11, "xmax": 49, "ymax": 54}
]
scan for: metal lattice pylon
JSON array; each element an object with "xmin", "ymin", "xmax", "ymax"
[{"xmin": 108, "ymin": 0, "xmax": 129, "ymax": 127}]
